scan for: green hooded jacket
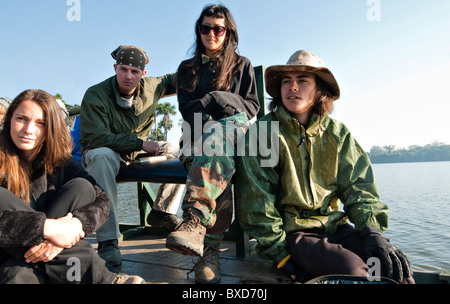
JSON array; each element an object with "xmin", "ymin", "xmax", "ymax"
[
  {"xmin": 79, "ymin": 74, "xmax": 175, "ymax": 160},
  {"xmin": 235, "ymin": 106, "xmax": 389, "ymax": 264}
]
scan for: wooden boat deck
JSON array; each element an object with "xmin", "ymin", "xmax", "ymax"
[
  {"xmin": 86, "ymin": 231, "xmax": 449, "ymax": 285},
  {"xmin": 87, "ymin": 232, "xmax": 291, "ymax": 284}
]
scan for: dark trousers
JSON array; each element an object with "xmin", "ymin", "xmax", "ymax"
[
  {"xmin": 0, "ymin": 178, "xmax": 116, "ymax": 284},
  {"xmin": 286, "ymin": 224, "xmax": 370, "ymax": 279}
]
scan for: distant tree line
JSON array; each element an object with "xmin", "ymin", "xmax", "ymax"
[{"xmin": 367, "ymin": 141, "xmax": 450, "ymax": 164}]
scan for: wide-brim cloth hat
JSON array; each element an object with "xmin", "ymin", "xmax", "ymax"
[{"xmin": 265, "ymin": 50, "xmax": 340, "ymax": 101}]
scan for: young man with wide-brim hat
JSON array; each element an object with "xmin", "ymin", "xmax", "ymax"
[{"xmin": 235, "ymin": 50, "xmax": 415, "ymax": 284}]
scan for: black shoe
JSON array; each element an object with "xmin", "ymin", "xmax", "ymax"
[
  {"xmin": 195, "ymin": 245, "xmax": 221, "ymax": 284},
  {"xmin": 147, "ymin": 209, "xmax": 181, "ymax": 231},
  {"xmin": 98, "ymin": 239, "xmax": 122, "ymax": 268}
]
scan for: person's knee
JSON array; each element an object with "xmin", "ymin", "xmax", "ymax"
[
  {"xmin": 0, "ymin": 259, "xmax": 46, "ymax": 284},
  {"xmin": 0, "ymin": 188, "xmax": 30, "ymax": 211},
  {"xmin": 84, "ymin": 147, "xmax": 120, "ymax": 169},
  {"xmin": 64, "ymin": 177, "xmax": 96, "ymax": 202},
  {"xmin": 45, "ymin": 177, "xmax": 97, "ymax": 218},
  {"xmin": 342, "ymin": 260, "xmax": 370, "ymax": 277}
]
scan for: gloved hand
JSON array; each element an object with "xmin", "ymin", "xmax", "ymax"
[
  {"xmin": 361, "ymin": 226, "xmax": 413, "ymax": 283},
  {"xmin": 278, "ymin": 256, "xmax": 310, "ymax": 283}
]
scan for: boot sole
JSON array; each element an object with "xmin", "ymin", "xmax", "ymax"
[
  {"xmin": 166, "ymin": 235, "xmax": 204, "ymax": 257},
  {"xmin": 195, "ymin": 276, "xmax": 221, "ymax": 284}
]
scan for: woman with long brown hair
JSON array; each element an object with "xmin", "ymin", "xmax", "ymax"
[
  {"xmin": 165, "ymin": 4, "xmax": 260, "ymax": 284},
  {"xmin": 0, "ymin": 89, "xmax": 145, "ymax": 283}
]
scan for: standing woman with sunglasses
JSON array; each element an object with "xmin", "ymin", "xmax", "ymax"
[{"xmin": 166, "ymin": 5, "xmax": 260, "ymax": 284}]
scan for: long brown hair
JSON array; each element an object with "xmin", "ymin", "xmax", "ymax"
[
  {"xmin": 0, "ymin": 89, "xmax": 72, "ymax": 205},
  {"xmin": 269, "ymin": 75, "xmax": 336, "ymax": 115},
  {"xmin": 178, "ymin": 4, "xmax": 241, "ymax": 92}
]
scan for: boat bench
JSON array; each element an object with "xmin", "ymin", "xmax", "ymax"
[
  {"xmin": 114, "ymin": 65, "xmax": 266, "ymax": 258},
  {"xmin": 115, "ymin": 158, "xmax": 251, "ymax": 258}
]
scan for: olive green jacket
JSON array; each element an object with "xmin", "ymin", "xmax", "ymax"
[
  {"xmin": 235, "ymin": 106, "xmax": 389, "ymax": 264},
  {"xmin": 79, "ymin": 74, "xmax": 175, "ymax": 160}
]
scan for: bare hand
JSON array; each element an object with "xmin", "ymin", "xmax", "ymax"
[
  {"xmin": 43, "ymin": 213, "xmax": 84, "ymax": 248},
  {"xmin": 402, "ymin": 275, "xmax": 416, "ymax": 284},
  {"xmin": 142, "ymin": 140, "xmax": 160, "ymax": 155},
  {"xmin": 24, "ymin": 240, "xmax": 64, "ymax": 263}
]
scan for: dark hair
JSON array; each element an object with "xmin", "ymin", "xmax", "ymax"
[
  {"xmin": 178, "ymin": 4, "xmax": 241, "ymax": 92},
  {"xmin": 0, "ymin": 89, "xmax": 72, "ymax": 205},
  {"xmin": 269, "ymin": 74, "xmax": 335, "ymax": 115}
]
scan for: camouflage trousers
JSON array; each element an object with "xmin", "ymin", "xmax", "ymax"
[{"xmin": 179, "ymin": 112, "xmax": 250, "ymax": 246}]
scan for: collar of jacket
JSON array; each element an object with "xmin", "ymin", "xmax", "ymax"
[
  {"xmin": 201, "ymin": 54, "xmax": 224, "ymax": 65},
  {"xmin": 201, "ymin": 54, "xmax": 211, "ymax": 64},
  {"xmin": 111, "ymin": 75, "xmax": 144, "ymax": 109},
  {"xmin": 275, "ymin": 105, "xmax": 324, "ymax": 138}
]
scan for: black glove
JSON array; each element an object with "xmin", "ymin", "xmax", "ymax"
[
  {"xmin": 279, "ymin": 259, "xmax": 310, "ymax": 283},
  {"xmin": 361, "ymin": 226, "xmax": 412, "ymax": 283}
]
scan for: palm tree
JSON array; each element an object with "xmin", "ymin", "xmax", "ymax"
[
  {"xmin": 155, "ymin": 102, "xmax": 176, "ymax": 141},
  {"xmin": 151, "ymin": 127, "xmax": 164, "ymax": 141}
]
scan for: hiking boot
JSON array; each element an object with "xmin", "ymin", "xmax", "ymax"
[
  {"xmin": 165, "ymin": 209, "xmax": 206, "ymax": 256},
  {"xmin": 147, "ymin": 209, "xmax": 181, "ymax": 231},
  {"xmin": 112, "ymin": 274, "xmax": 146, "ymax": 284},
  {"xmin": 98, "ymin": 239, "xmax": 122, "ymax": 268},
  {"xmin": 194, "ymin": 245, "xmax": 221, "ymax": 284}
]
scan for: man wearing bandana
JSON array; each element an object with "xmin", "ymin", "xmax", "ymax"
[{"xmin": 79, "ymin": 45, "xmax": 183, "ymax": 267}]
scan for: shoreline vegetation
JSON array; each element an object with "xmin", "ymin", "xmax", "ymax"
[{"xmin": 367, "ymin": 142, "xmax": 450, "ymax": 164}]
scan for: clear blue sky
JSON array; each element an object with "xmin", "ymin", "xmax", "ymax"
[{"xmin": 1, "ymin": 0, "xmax": 450, "ymax": 151}]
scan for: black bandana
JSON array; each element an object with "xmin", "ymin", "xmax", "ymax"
[{"xmin": 111, "ymin": 45, "xmax": 149, "ymax": 71}]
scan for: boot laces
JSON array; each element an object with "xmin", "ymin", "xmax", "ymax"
[{"xmin": 177, "ymin": 209, "xmax": 202, "ymax": 232}]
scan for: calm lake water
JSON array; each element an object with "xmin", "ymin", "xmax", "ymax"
[{"xmin": 118, "ymin": 161, "xmax": 450, "ymax": 272}]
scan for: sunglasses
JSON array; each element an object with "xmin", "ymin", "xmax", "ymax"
[{"xmin": 198, "ymin": 24, "xmax": 227, "ymax": 37}]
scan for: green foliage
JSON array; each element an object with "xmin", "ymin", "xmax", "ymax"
[{"xmin": 151, "ymin": 102, "xmax": 177, "ymax": 141}]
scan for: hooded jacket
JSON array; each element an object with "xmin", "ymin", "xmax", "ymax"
[
  {"xmin": 0, "ymin": 158, "xmax": 110, "ymax": 248},
  {"xmin": 235, "ymin": 106, "xmax": 389, "ymax": 264}
]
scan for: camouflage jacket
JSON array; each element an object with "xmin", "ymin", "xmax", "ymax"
[{"xmin": 235, "ymin": 106, "xmax": 389, "ymax": 264}]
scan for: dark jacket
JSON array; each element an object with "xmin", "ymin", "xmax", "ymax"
[
  {"xmin": 177, "ymin": 55, "xmax": 260, "ymax": 133},
  {"xmin": 0, "ymin": 158, "xmax": 110, "ymax": 248},
  {"xmin": 80, "ymin": 74, "xmax": 176, "ymax": 160}
]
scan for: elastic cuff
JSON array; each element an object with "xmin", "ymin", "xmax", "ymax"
[
  {"xmin": 360, "ymin": 226, "xmax": 381, "ymax": 237},
  {"xmin": 136, "ymin": 139, "xmax": 144, "ymax": 151},
  {"xmin": 72, "ymin": 216, "xmax": 84, "ymax": 232}
]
